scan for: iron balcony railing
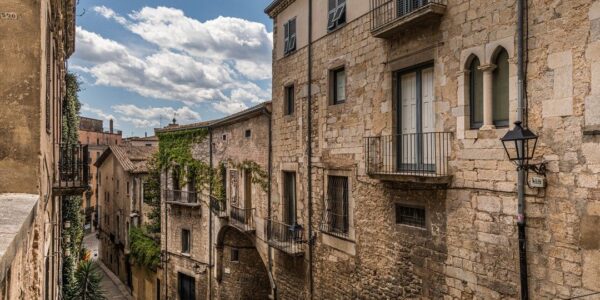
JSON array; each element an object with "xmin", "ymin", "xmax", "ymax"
[
  {"xmin": 55, "ymin": 143, "xmax": 90, "ymax": 192},
  {"xmin": 165, "ymin": 189, "xmax": 200, "ymax": 205},
  {"xmin": 210, "ymin": 195, "xmax": 228, "ymax": 218},
  {"xmin": 370, "ymin": 0, "xmax": 447, "ymax": 32},
  {"xmin": 365, "ymin": 132, "xmax": 451, "ymax": 176},
  {"xmin": 230, "ymin": 206, "xmax": 255, "ymax": 231},
  {"xmin": 265, "ymin": 219, "xmax": 305, "ymax": 256}
]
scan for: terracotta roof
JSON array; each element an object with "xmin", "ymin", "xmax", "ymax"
[{"xmin": 95, "ymin": 145, "xmax": 157, "ymax": 174}]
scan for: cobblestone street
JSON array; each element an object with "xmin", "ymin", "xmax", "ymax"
[{"xmin": 83, "ymin": 233, "xmax": 132, "ymax": 300}]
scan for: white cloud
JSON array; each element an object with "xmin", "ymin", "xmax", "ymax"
[
  {"xmin": 112, "ymin": 104, "xmax": 201, "ymax": 128},
  {"xmin": 72, "ymin": 6, "xmax": 272, "ymax": 114},
  {"xmin": 81, "ymin": 104, "xmax": 116, "ymax": 122}
]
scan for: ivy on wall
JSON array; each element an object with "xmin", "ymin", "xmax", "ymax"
[
  {"xmin": 129, "ymin": 227, "xmax": 160, "ymax": 270},
  {"xmin": 62, "ymin": 72, "xmax": 85, "ymax": 299}
]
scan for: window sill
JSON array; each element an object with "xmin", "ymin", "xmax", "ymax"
[
  {"xmin": 321, "ymin": 230, "xmax": 356, "ymax": 256},
  {"xmin": 327, "ymin": 22, "xmax": 348, "ymax": 35}
]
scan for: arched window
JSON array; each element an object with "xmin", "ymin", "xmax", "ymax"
[
  {"xmin": 493, "ymin": 49, "xmax": 509, "ymax": 127},
  {"xmin": 469, "ymin": 57, "xmax": 484, "ymax": 129}
]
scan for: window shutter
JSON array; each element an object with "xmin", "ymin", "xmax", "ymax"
[{"xmin": 333, "ymin": 3, "xmax": 346, "ymax": 23}]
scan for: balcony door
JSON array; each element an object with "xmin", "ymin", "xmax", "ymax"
[
  {"xmin": 398, "ymin": 0, "xmax": 429, "ymax": 17},
  {"xmin": 397, "ymin": 64, "xmax": 435, "ymax": 172}
]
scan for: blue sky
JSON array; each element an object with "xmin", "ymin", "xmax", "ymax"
[{"xmin": 71, "ymin": 0, "xmax": 273, "ymax": 137}]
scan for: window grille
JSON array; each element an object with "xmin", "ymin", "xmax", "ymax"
[
  {"xmin": 395, "ymin": 204, "xmax": 426, "ymax": 228},
  {"xmin": 322, "ymin": 176, "xmax": 349, "ymax": 237}
]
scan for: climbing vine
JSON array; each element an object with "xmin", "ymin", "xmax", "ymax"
[
  {"xmin": 129, "ymin": 227, "xmax": 160, "ymax": 270},
  {"xmin": 228, "ymin": 159, "xmax": 269, "ymax": 192},
  {"xmin": 62, "ymin": 72, "xmax": 85, "ymax": 299}
]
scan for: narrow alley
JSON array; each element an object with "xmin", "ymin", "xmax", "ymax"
[{"xmin": 83, "ymin": 234, "xmax": 132, "ymax": 299}]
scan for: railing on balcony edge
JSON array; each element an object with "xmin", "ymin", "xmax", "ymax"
[
  {"xmin": 370, "ymin": 0, "xmax": 447, "ymax": 32},
  {"xmin": 265, "ymin": 219, "xmax": 305, "ymax": 256},
  {"xmin": 210, "ymin": 195, "xmax": 228, "ymax": 218},
  {"xmin": 365, "ymin": 132, "xmax": 451, "ymax": 177},
  {"xmin": 165, "ymin": 189, "xmax": 200, "ymax": 206},
  {"xmin": 230, "ymin": 205, "xmax": 255, "ymax": 231},
  {"xmin": 56, "ymin": 143, "xmax": 90, "ymax": 191}
]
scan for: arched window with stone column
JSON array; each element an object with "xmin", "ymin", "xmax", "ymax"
[{"xmin": 492, "ymin": 48, "xmax": 510, "ymax": 127}]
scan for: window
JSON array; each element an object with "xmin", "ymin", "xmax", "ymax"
[
  {"xmin": 469, "ymin": 57, "xmax": 484, "ymax": 129},
  {"xmin": 181, "ymin": 229, "xmax": 191, "ymax": 254},
  {"xmin": 126, "ymin": 181, "xmax": 130, "ymax": 195},
  {"xmin": 285, "ymin": 85, "xmax": 295, "ymax": 115},
  {"xmin": 283, "ymin": 172, "xmax": 296, "ymax": 224},
  {"xmin": 97, "ymin": 138, "xmax": 99, "ymax": 145},
  {"xmin": 177, "ymin": 273, "xmax": 195, "ymax": 300},
  {"xmin": 284, "ymin": 18, "xmax": 297, "ymax": 55},
  {"xmin": 323, "ymin": 176, "xmax": 349, "ymax": 237},
  {"xmin": 116, "ymin": 180, "xmax": 120, "ymax": 194},
  {"xmin": 493, "ymin": 49, "xmax": 509, "ymax": 127},
  {"xmin": 156, "ymin": 279, "xmax": 161, "ymax": 300},
  {"xmin": 395, "ymin": 204, "xmax": 426, "ymax": 228},
  {"xmin": 328, "ymin": 0, "xmax": 346, "ymax": 31},
  {"xmin": 331, "ymin": 68, "xmax": 346, "ymax": 105},
  {"xmin": 245, "ymin": 129, "xmax": 252, "ymax": 138},
  {"xmin": 222, "ymin": 134, "xmax": 227, "ymax": 141},
  {"xmin": 231, "ymin": 248, "xmax": 239, "ymax": 262}
]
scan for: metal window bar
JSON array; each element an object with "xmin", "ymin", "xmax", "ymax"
[
  {"xmin": 396, "ymin": 205, "xmax": 426, "ymax": 228},
  {"xmin": 230, "ymin": 206, "xmax": 255, "ymax": 231},
  {"xmin": 369, "ymin": 0, "xmax": 447, "ymax": 32},
  {"xmin": 165, "ymin": 190, "xmax": 199, "ymax": 204},
  {"xmin": 365, "ymin": 132, "xmax": 451, "ymax": 177},
  {"xmin": 320, "ymin": 176, "xmax": 349, "ymax": 238},
  {"xmin": 210, "ymin": 195, "xmax": 228, "ymax": 217},
  {"xmin": 265, "ymin": 219, "xmax": 305, "ymax": 255},
  {"xmin": 57, "ymin": 144, "xmax": 89, "ymax": 189}
]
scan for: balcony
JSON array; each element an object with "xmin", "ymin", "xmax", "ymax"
[
  {"xmin": 53, "ymin": 144, "xmax": 90, "ymax": 196},
  {"xmin": 230, "ymin": 206, "xmax": 255, "ymax": 232},
  {"xmin": 365, "ymin": 132, "xmax": 452, "ymax": 186},
  {"xmin": 265, "ymin": 219, "xmax": 305, "ymax": 256},
  {"xmin": 370, "ymin": 0, "xmax": 447, "ymax": 38},
  {"xmin": 165, "ymin": 190, "xmax": 201, "ymax": 208},
  {"xmin": 210, "ymin": 196, "xmax": 228, "ymax": 218}
]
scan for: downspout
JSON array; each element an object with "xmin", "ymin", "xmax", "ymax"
[
  {"xmin": 264, "ymin": 107, "xmax": 277, "ymax": 299},
  {"xmin": 307, "ymin": 0, "xmax": 314, "ymax": 299},
  {"xmin": 208, "ymin": 128, "xmax": 214, "ymax": 300},
  {"xmin": 516, "ymin": 0, "xmax": 529, "ymax": 299}
]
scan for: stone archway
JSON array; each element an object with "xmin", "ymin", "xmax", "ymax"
[{"xmin": 216, "ymin": 226, "xmax": 270, "ymax": 300}]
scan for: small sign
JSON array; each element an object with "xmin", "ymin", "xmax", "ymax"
[
  {"xmin": 529, "ymin": 175, "xmax": 546, "ymax": 188},
  {"xmin": 224, "ymin": 267, "xmax": 230, "ymax": 274},
  {"xmin": 0, "ymin": 12, "xmax": 18, "ymax": 20}
]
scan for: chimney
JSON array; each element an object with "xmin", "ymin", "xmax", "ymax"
[{"xmin": 109, "ymin": 119, "xmax": 114, "ymax": 134}]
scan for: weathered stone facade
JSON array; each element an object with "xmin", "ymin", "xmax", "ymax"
[
  {"xmin": 158, "ymin": 103, "xmax": 272, "ymax": 299},
  {"xmin": 0, "ymin": 0, "xmax": 75, "ymax": 299},
  {"xmin": 264, "ymin": 0, "xmax": 600, "ymax": 299},
  {"xmin": 95, "ymin": 144, "xmax": 158, "ymax": 295}
]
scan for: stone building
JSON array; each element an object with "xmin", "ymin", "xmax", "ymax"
[
  {"xmin": 79, "ymin": 116, "xmax": 123, "ymax": 231},
  {"xmin": 262, "ymin": 0, "xmax": 600, "ymax": 299},
  {"xmin": 0, "ymin": 0, "xmax": 78, "ymax": 299},
  {"xmin": 157, "ymin": 102, "xmax": 273, "ymax": 299},
  {"xmin": 95, "ymin": 144, "xmax": 158, "ymax": 297}
]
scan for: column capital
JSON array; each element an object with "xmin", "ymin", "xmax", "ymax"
[{"xmin": 478, "ymin": 63, "xmax": 497, "ymax": 72}]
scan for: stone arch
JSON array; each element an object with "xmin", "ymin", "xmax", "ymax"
[
  {"xmin": 215, "ymin": 225, "xmax": 271, "ymax": 300},
  {"xmin": 484, "ymin": 36, "xmax": 515, "ymax": 64}
]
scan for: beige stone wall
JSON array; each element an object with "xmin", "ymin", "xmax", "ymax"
[
  {"xmin": 0, "ymin": 0, "xmax": 73, "ymax": 298},
  {"xmin": 268, "ymin": 0, "xmax": 600, "ymax": 299}
]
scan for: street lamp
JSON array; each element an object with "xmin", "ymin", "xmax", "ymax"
[{"xmin": 500, "ymin": 121, "xmax": 538, "ymax": 167}]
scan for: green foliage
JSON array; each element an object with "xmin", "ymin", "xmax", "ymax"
[
  {"xmin": 62, "ymin": 72, "xmax": 85, "ymax": 298},
  {"xmin": 230, "ymin": 159, "xmax": 269, "ymax": 192},
  {"xmin": 144, "ymin": 154, "xmax": 162, "ymax": 235},
  {"xmin": 129, "ymin": 227, "xmax": 160, "ymax": 270},
  {"xmin": 157, "ymin": 128, "xmax": 213, "ymax": 190},
  {"xmin": 70, "ymin": 261, "xmax": 106, "ymax": 300}
]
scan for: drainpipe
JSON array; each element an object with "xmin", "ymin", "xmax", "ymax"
[
  {"xmin": 307, "ymin": 0, "xmax": 314, "ymax": 298},
  {"xmin": 263, "ymin": 107, "xmax": 277, "ymax": 299},
  {"xmin": 208, "ymin": 129, "xmax": 214, "ymax": 300},
  {"xmin": 516, "ymin": 0, "xmax": 529, "ymax": 299}
]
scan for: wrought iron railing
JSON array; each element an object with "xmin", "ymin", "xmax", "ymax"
[
  {"xmin": 56, "ymin": 143, "xmax": 89, "ymax": 190},
  {"xmin": 230, "ymin": 206, "xmax": 255, "ymax": 231},
  {"xmin": 265, "ymin": 219, "xmax": 305, "ymax": 255},
  {"xmin": 370, "ymin": 0, "xmax": 447, "ymax": 32},
  {"xmin": 210, "ymin": 195, "xmax": 228, "ymax": 217},
  {"xmin": 165, "ymin": 189, "xmax": 199, "ymax": 205},
  {"xmin": 365, "ymin": 132, "xmax": 451, "ymax": 176}
]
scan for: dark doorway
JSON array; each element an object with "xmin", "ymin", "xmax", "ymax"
[{"xmin": 177, "ymin": 273, "xmax": 195, "ymax": 300}]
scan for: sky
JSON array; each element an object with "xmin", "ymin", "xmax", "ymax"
[{"xmin": 70, "ymin": 0, "xmax": 273, "ymax": 137}]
